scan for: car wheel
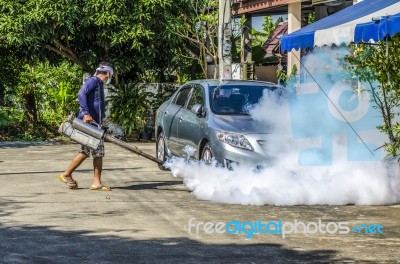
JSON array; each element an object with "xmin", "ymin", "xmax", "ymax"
[
  {"xmin": 201, "ymin": 142, "xmax": 213, "ymax": 165},
  {"xmin": 156, "ymin": 132, "xmax": 169, "ymax": 170}
]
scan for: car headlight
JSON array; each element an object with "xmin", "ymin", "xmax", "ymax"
[{"xmin": 216, "ymin": 131, "xmax": 253, "ymax": 151}]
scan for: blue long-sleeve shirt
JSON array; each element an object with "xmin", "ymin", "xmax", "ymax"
[{"xmin": 77, "ymin": 76, "xmax": 105, "ymax": 124}]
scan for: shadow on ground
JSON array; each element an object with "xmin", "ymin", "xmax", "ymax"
[
  {"xmin": 0, "ymin": 224, "xmax": 364, "ymax": 264},
  {"xmin": 0, "ymin": 141, "xmax": 66, "ymax": 149},
  {"xmin": 114, "ymin": 181, "xmax": 185, "ymax": 191}
]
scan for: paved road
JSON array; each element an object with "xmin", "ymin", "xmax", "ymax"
[{"xmin": 0, "ymin": 141, "xmax": 399, "ymax": 263}]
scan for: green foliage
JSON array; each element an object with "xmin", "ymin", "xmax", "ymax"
[
  {"xmin": 0, "ymin": 0, "xmax": 210, "ymax": 141},
  {"xmin": 244, "ymin": 16, "xmax": 282, "ymax": 65},
  {"xmin": 277, "ymin": 64, "xmax": 297, "ymax": 84},
  {"xmin": 13, "ymin": 61, "xmax": 82, "ymax": 125},
  {"xmin": 149, "ymin": 83, "xmax": 179, "ymax": 111},
  {"xmin": 252, "ymin": 16, "xmax": 282, "ymax": 47},
  {"xmin": 49, "ymin": 80, "xmax": 79, "ymax": 118},
  {"xmin": 167, "ymin": 0, "xmax": 219, "ymax": 79},
  {"xmin": 262, "ymin": 16, "xmax": 275, "ymax": 38},
  {"xmin": 0, "ymin": 60, "xmax": 82, "ymax": 140},
  {"xmin": 107, "ymin": 82, "xmax": 178, "ymax": 139},
  {"xmin": 0, "ymin": 109, "xmax": 10, "ymax": 127},
  {"xmin": 0, "ymin": 104, "xmax": 55, "ymax": 141},
  {"xmin": 107, "ymin": 82, "xmax": 153, "ymax": 136},
  {"xmin": 0, "ymin": 0, "xmax": 191, "ymax": 82},
  {"xmin": 0, "ymin": 120, "xmax": 51, "ymax": 141},
  {"xmin": 0, "ymin": 48, "xmax": 24, "ymax": 108},
  {"xmin": 344, "ymin": 36, "xmax": 400, "ymax": 155},
  {"xmin": 307, "ymin": 12, "xmax": 316, "ymax": 25}
]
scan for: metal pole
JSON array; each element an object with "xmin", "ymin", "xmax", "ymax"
[
  {"xmin": 218, "ymin": 0, "xmax": 232, "ymax": 81},
  {"xmin": 105, "ymin": 134, "xmax": 164, "ymax": 165}
]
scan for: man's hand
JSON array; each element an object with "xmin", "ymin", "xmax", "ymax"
[{"xmin": 83, "ymin": 114, "xmax": 93, "ymax": 123}]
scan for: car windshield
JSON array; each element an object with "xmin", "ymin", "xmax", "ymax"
[{"xmin": 209, "ymin": 84, "xmax": 278, "ymax": 115}]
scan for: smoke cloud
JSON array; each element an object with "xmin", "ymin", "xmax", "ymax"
[{"xmin": 166, "ymin": 47, "xmax": 400, "ymax": 206}]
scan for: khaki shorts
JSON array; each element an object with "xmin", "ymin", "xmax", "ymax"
[{"xmin": 80, "ymin": 139, "xmax": 105, "ymax": 158}]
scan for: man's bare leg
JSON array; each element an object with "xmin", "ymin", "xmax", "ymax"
[
  {"xmin": 93, "ymin": 157, "xmax": 103, "ymax": 186},
  {"xmin": 91, "ymin": 157, "xmax": 110, "ymax": 190},
  {"xmin": 62, "ymin": 152, "xmax": 88, "ymax": 181}
]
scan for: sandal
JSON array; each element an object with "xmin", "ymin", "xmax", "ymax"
[
  {"xmin": 58, "ymin": 174, "xmax": 78, "ymax": 189},
  {"xmin": 90, "ymin": 184, "xmax": 111, "ymax": 191}
]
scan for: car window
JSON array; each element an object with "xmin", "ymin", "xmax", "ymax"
[
  {"xmin": 187, "ymin": 86, "xmax": 204, "ymax": 111},
  {"xmin": 209, "ymin": 84, "xmax": 279, "ymax": 115},
  {"xmin": 173, "ymin": 87, "xmax": 191, "ymax": 107}
]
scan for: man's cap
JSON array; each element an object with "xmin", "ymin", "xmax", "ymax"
[{"xmin": 95, "ymin": 64, "xmax": 114, "ymax": 75}]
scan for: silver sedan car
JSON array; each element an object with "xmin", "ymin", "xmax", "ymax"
[{"xmin": 155, "ymin": 79, "xmax": 282, "ymax": 169}]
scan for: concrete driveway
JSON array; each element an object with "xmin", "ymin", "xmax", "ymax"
[{"xmin": 0, "ymin": 141, "xmax": 399, "ymax": 263}]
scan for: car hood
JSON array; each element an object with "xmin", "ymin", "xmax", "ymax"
[{"xmin": 213, "ymin": 115, "xmax": 271, "ymax": 134}]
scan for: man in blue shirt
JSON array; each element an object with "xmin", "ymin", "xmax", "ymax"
[{"xmin": 58, "ymin": 62, "xmax": 113, "ymax": 191}]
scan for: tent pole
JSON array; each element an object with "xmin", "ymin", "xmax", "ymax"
[
  {"xmin": 384, "ymin": 36, "xmax": 391, "ymax": 90},
  {"xmin": 386, "ymin": 37, "xmax": 389, "ymax": 57}
]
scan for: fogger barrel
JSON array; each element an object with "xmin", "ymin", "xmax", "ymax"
[
  {"xmin": 104, "ymin": 134, "xmax": 164, "ymax": 165},
  {"xmin": 59, "ymin": 118, "xmax": 105, "ymax": 150},
  {"xmin": 59, "ymin": 116, "xmax": 164, "ymax": 165}
]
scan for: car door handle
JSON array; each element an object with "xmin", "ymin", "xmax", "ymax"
[
  {"xmin": 179, "ymin": 116, "xmax": 183, "ymax": 122},
  {"xmin": 164, "ymin": 111, "xmax": 168, "ymax": 116}
]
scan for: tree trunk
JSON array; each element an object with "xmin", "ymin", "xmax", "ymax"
[
  {"xmin": 42, "ymin": 41, "xmax": 93, "ymax": 73},
  {"xmin": 191, "ymin": 61, "xmax": 198, "ymax": 80},
  {"xmin": 23, "ymin": 91, "xmax": 38, "ymax": 125}
]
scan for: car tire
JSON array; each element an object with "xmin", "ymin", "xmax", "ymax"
[
  {"xmin": 156, "ymin": 132, "xmax": 169, "ymax": 170},
  {"xmin": 201, "ymin": 142, "xmax": 213, "ymax": 165}
]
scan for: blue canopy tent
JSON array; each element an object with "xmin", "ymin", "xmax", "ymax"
[
  {"xmin": 355, "ymin": 12, "xmax": 400, "ymax": 43},
  {"xmin": 281, "ymin": 0, "xmax": 400, "ymax": 52}
]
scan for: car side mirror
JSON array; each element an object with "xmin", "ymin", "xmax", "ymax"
[{"xmin": 191, "ymin": 104, "xmax": 204, "ymax": 117}]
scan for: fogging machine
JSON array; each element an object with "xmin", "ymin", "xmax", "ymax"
[{"xmin": 58, "ymin": 115, "xmax": 163, "ymax": 165}]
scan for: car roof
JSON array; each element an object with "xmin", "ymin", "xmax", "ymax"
[{"xmin": 187, "ymin": 79, "xmax": 279, "ymax": 87}]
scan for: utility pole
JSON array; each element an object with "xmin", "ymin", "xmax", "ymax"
[
  {"xmin": 241, "ymin": 14, "xmax": 252, "ymax": 80},
  {"xmin": 218, "ymin": 0, "xmax": 232, "ymax": 80}
]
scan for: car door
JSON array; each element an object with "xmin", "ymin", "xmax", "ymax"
[
  {"xmin": 176, "ymin": 84, "xmax": 206, "ymax": 158},
  {"xmin": 162, "ymin": 86, "xmax": 192, "ymax": 155}
]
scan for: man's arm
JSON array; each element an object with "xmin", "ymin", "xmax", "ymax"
[{"xmin": 78, "ymin": 77, "xmax": 96, "ymax": 123}]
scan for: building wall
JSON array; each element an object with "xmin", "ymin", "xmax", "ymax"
[{"xmin": 255, "ymin": 65, "xmax": 279, "ymax": 83}]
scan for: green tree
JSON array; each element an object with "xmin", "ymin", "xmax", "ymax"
[
  {"xmin": 240, "ymin": 16, "xmax": 282, "ymax": 65},
  {"xmin": 13, "ymin": 61, "xmax": 82, "ymax": 124},
  {"xmin": 0, "ymin": 47, "xmax": 24, "ymax": 124},
  {"xmin": 0, "ymin": 48, "xmax": 25, "ymax": 101},
  {"xmin": 0, "ymin": 60, "xmax": 82, "ymax": 140},
  {"xmin": 0, "ymin": 0, "xmax": 190, "ymax": 81},
  {"xmin": 0, "ymin": 0, "xmax": 204, "ymax": 140},
  {"xmin": 262, "ymin": 16, "xmax": 275, "ymax": 39},
  {"xmin": 252, "ymin": 16, "xmax": 282, "ymax": 47},
  {"xmin": 168, "ymin": 0, "xmax": 219, "ymax": 79},
  {"xmin": 307, "ymin": 12, "xmax": 316, "ymax": 25},
  {"xmin": 344, "ymin": 36, "xmax": 400, "ymax": 155}
]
